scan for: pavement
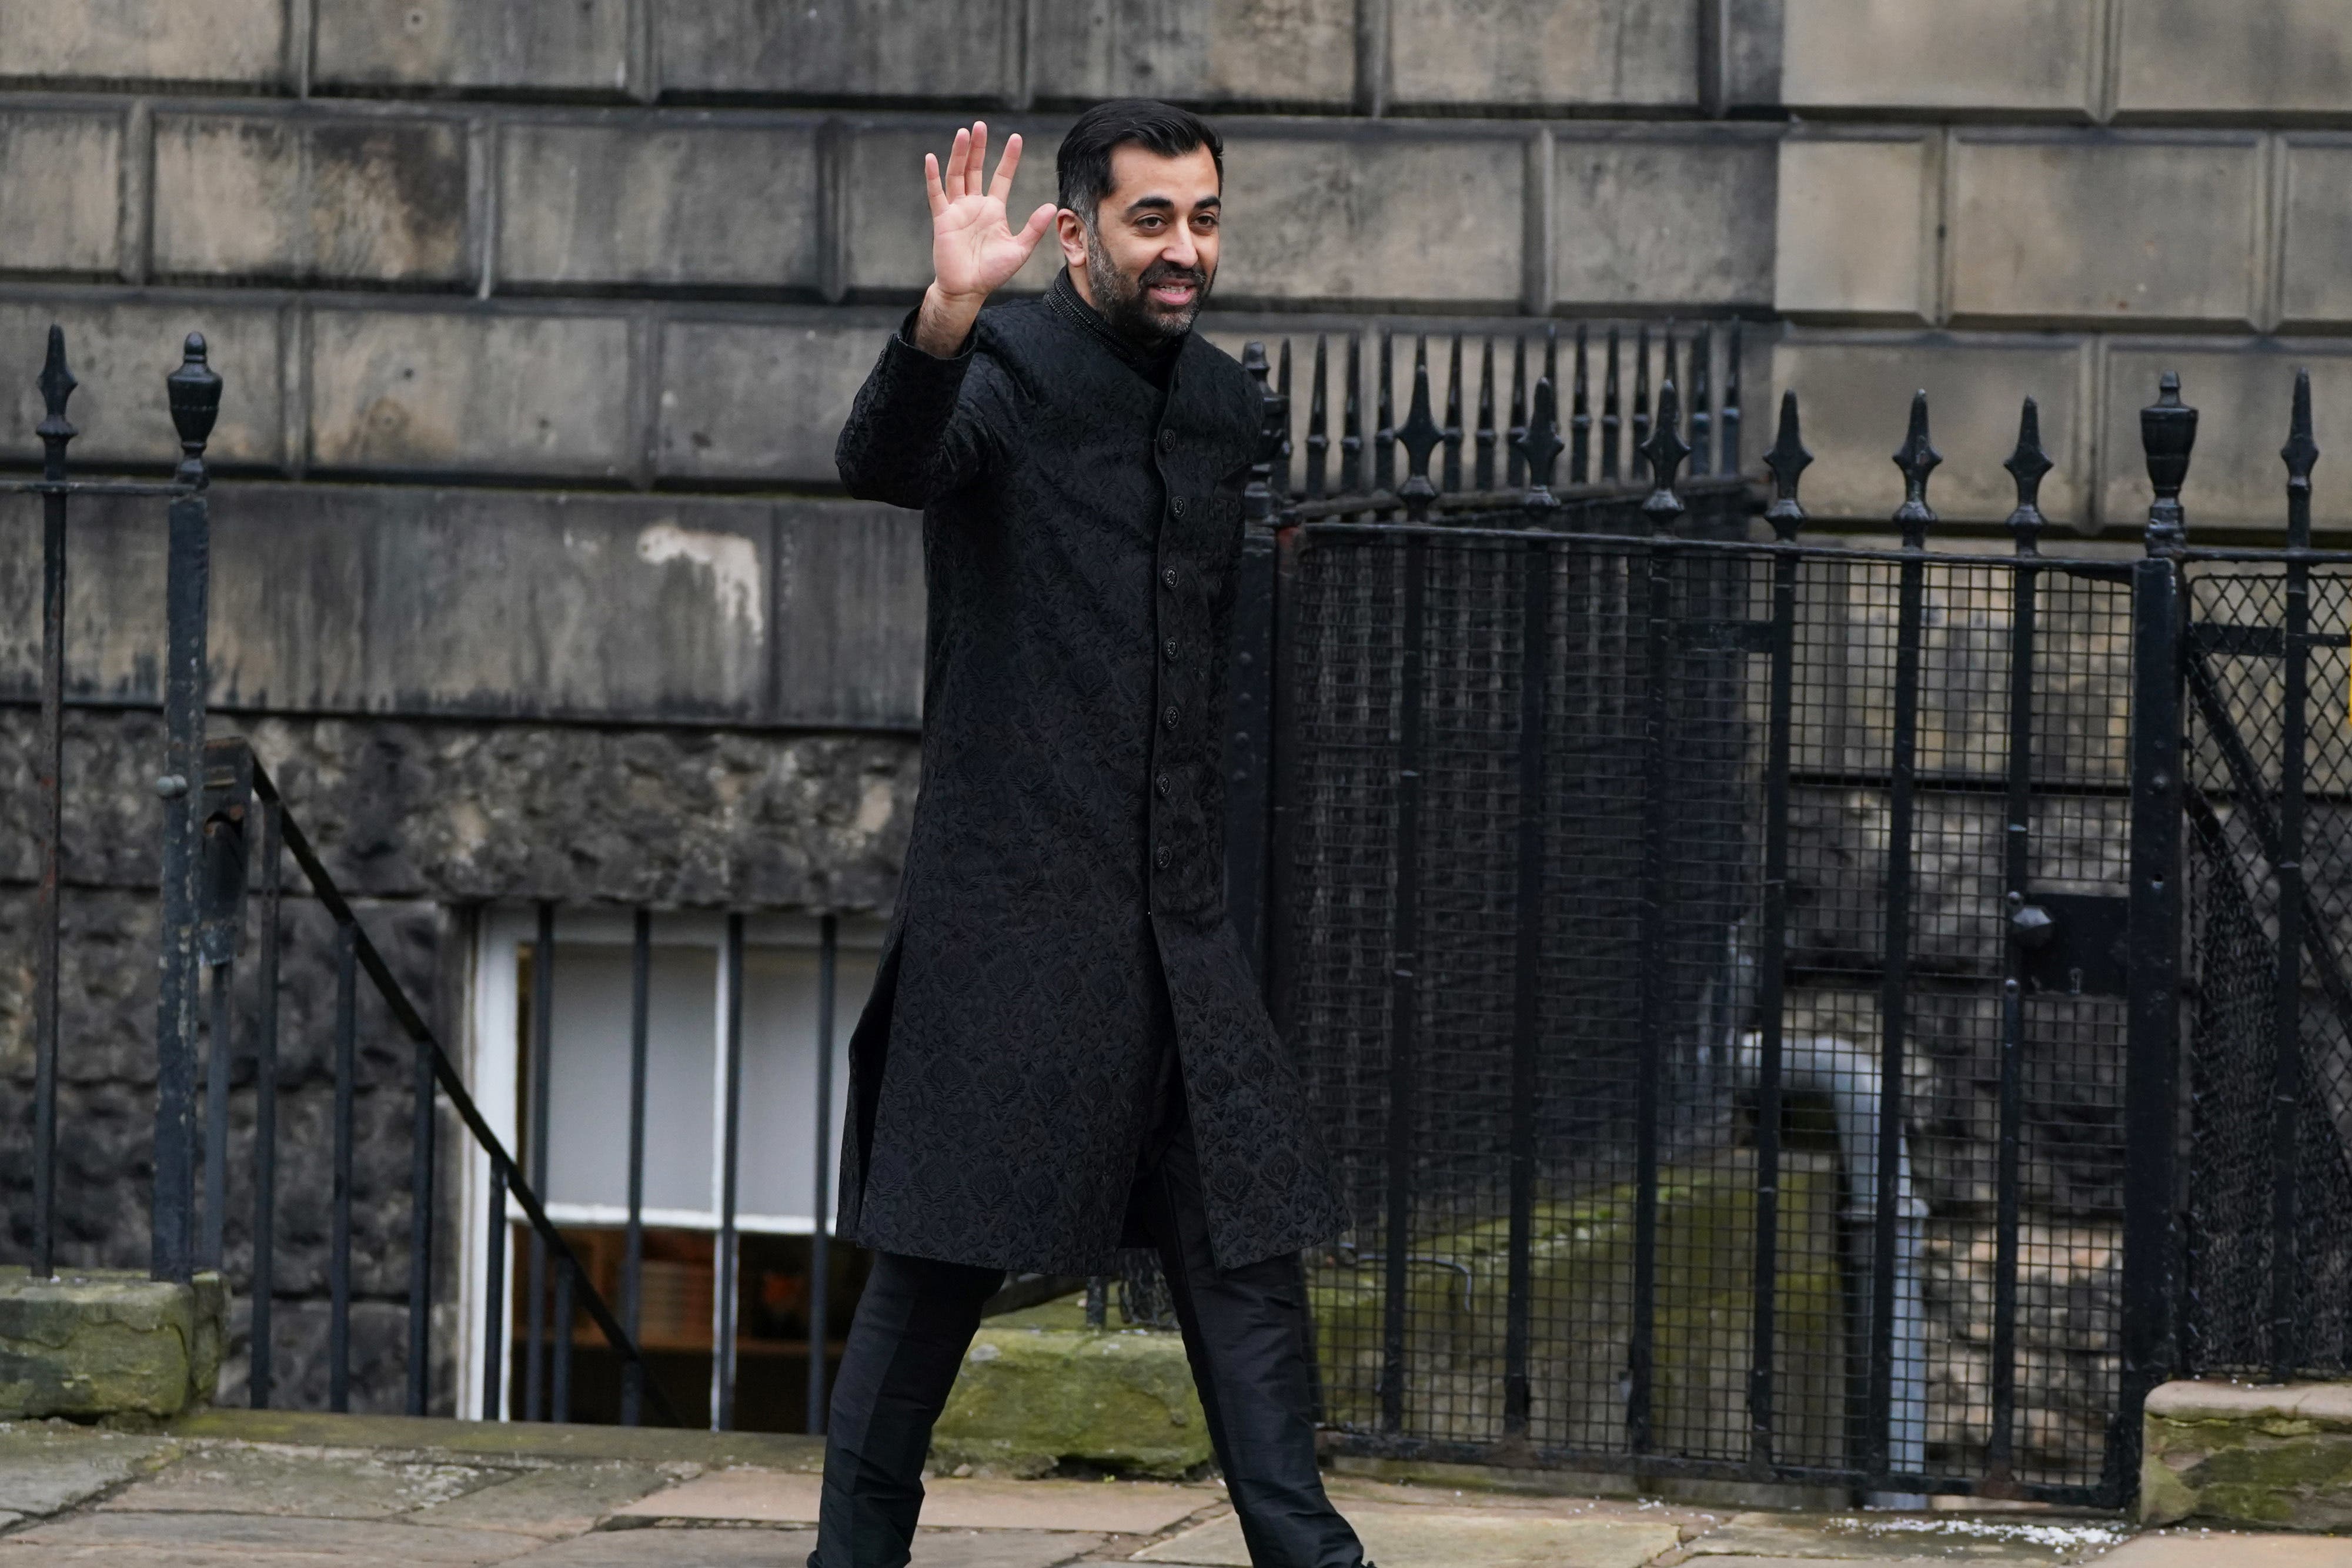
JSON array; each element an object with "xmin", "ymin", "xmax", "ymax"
[{"xmin": 0, "ymin": 1410, "xmax": 2343, "ymax": 1567}]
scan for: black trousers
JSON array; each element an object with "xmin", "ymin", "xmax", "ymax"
[{"xmin": 807, "ymin": 1096, "xmax": 1366, "ymax": 1568}]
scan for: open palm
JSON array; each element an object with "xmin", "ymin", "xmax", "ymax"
[{"xmin": 928, "ymin": 123, "xmax": 1058, "ymax": 302}]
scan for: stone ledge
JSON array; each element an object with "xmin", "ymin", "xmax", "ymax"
[
  {"xmin": 0, "ymin": 1268, "xmax": 225, "ymax": 1420},
  {"xmin": 2143, "ymin": 1378, "xmax": 2352, "ymax": 1531}
]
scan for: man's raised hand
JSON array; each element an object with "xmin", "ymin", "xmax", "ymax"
[{"xmin": 913, "ymin": 122, "xmax": 1058, "ymax": 357}]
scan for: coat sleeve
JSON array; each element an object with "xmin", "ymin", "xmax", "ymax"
[{"xmin": 834, "ymin": 319, "xmax": 1007, "ymax": 508}]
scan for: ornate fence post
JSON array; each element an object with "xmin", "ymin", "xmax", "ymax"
[
  {"xmin": 31, "ymin": 328, "xmax": 75, "ymax": 1281},
  {"xmin": 152, "ymin": 333, "xmax": 222, "ymax": 1283}
]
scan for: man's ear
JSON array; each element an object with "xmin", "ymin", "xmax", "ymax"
[{"xmin": 1055, "ymin": 209, "xmax": 1090, "ymax": 270}]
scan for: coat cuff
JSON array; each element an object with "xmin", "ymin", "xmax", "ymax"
[{"xmin": 860, "ymin": 309, "xmax": 975, "ymax": 430}]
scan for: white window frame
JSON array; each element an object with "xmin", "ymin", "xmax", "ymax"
[{"xmin": 453, "ymin": 905, "xmax": 881, "ymax": 1420}]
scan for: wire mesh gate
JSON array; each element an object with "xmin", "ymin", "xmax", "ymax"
[{"xmin": 1240, "ymin": 339, "xmax": 2193, "ymax": 1507}]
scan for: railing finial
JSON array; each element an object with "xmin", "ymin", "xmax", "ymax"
[
  {"xmin": 1241, "ymin": 342, "xmax": 1277, "ymax": 526},
  {"xmin": 167, "ymin": 332, "xmax": 223, "ymax": 490},
  {"xmin": 2283, "ymin": 367, "xmax": 2319, "ymax": 552},
  {"xmin": 1517, "ymin": 376, "xmax": 1563, "ymax": 510},
  {"xmin": 2140, "ymin": 369, "xmax": 2197, "ymax": 553},
  {"xmin": 1639, "ymin": 377, "xmax": 1690, "ymax": 531},
  {"xmin": 1398, "ymin": 336, "xmax": 1442, "ymax": 520},
  {"xmin": 38, "ymin": 324, "xmax": 77, "ymax": 483},
  {"xmin": 2003, "ymin": 396, "xmax": 2052, "ymax": 556},
  {"xmin": 1891, "ymin": 389, "xmax": 1940, "ymax": 549},
  {"xmin": 1762, "ymin": 389, "xmax": 1810, "ymax": 541}
]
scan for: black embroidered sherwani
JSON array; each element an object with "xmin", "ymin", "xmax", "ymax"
[{"xmin": 833, "ymin": 275, "xmax": 1344, "ymax": 1276}]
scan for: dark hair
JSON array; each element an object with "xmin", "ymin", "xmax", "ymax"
[{"xmin": 1055, "ymin": 99, "xmax": 1223, "ymax": 224}]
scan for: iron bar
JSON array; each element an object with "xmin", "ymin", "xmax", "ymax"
[
  {"xmin": 811, "ymin": 913, "xmax": 838, "ymax": 1435},
  {"xmin": 2270, "ymin": 372, "xmax": 2318, "ymax": 1379},
  {"xmin": 1569, "ymin": 323, "xmax": 1590, "ymax": 485},
  {"xmin": 1374, "ymin": 334, "xmax": 1395, "ymax": 502},
  {"xmin": 1502, "ymin": 538, "xmax": 1549, "ymax": 1438},
  {"xmin": 1379, "ymin": 533, "xmax": 1429, "ymax": 1433},
  {"xmin": 1601, "ymin": 327, "xmax": 1621, "ymax": 484},
  {"xmin": 1441, "ymin": 336, "xmax": 1463, "ymax": 495},
  {"xmin": 1506, "ymin": 335, "xmax": 1526, "ymax": 490},
  {"xmin": 484, "ymin": 1159, "xmax": 508, "ymax": 1419},
  {"xmin": 1474, "ymin": 339, "xmax": 1496, "ymax": 492},
  {"xmin": 1690, "ymin": 326, "xmax": 1712, "ymax": 478},
  {"xmin": 201, "ymin": 960, "xmax": 234, "ymax": 1271},
  {"xmin": 1750, "ymin": 392, "xmax": 1810, "ymax": 1471},
  {"xmin": 717, "ymin": 912, "xmax": 747, "ymax": 1430},
  {"xmin": 1721, "ymin": 326, "xmax": 1742, "ymax": 475},
  {"xmin": 1398, "ymin": 338, "xmax": 1440, "ymax": 522},
  {"xmin": 623, "ymin": 907, "xmax": 651, "ymax": 1427},
  {"xmin": 525, "ymin": 900, "xmax": 555, "ymax": 1422},
  {"xmin": 1631, "ymin": 325, "xmax": 1651, "ymax": 483},
  {"xmin": 409, "ymin": 955, "xmax": 438, "ymax": 1417},
  {"xmin": 1274, "ymin": 340, "xmax": 1293, "ymax": 499},
  {"xmin": 31, "ymin": 326, "xmax": 73, "ymax": 1281},
  {"xmin": 249, "ymin": 798, "xmax": 282, "ymax": 1408},
  {"xmin": 1340, "ymin": 337, "xmax": 1364, "ymax": 499},
  {"xmin": 329, "ymin": 918, "xmax": 357, "ymax": 1412},
  {"xmin": 1306, "ymin": 337, "xmax": 1329, "ymax": 501}
]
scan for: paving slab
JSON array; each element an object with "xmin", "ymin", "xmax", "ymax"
[
  {"xmin": 0, "ymin": 1511, "xmax": 543, "ymax": 1566},
  {"xmin": 909, "ymin": 1529, "xmax": 1115, "ymax": 1567},
  {"xmin": 99, "ymin": 1444, "xmax": 505, "ymax": 1519},
  {"xmin": 0, "ymin": 1427, "xmax": 175, "ymax": 1517},
  {"xmin": 497, "ymin": 1527, "xmax": 820, "ymax": 1567},
  {"xmin": 405, "ymin": 1463, "xmax": 674, "ymax": 1538},
  {"xmin": 1137, "ymin": 1507, "xmax": 1682, "ymax": 1567},
  {"xmin": 169, "ymin": 1410, "xmax": 822, "ymax": 1472},
  {"xmin": 616, "ymin": 1467, "xmax": 1210, "ymax": 1534},
  {"xmin": 2098, "ymin": 1535, "xmax": 2352, "ymax": 1565},
  {"xmin": 1681, "ymin": 1510, "xmax": 2132, "ymax": 1561}
]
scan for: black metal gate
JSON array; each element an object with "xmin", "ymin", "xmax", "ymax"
[{"xmin": 1228, "ymin": 329, "xmax": 2263, "ymax": 1507}]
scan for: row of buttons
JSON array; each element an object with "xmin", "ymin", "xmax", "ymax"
[{"xmin": 1155, "ymin": 426, "xmax": 1184, "ymax": 883}]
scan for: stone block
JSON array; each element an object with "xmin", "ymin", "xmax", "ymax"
[
  {"xmin": 776, "ymin": 500, "xmax": 927, "ymax": 729},
  {"xmin": 843, "ymin": 122, "xmax": 1063, "ymax": 296},
  {"xmin": 0, "ymin": 1425, "xmax": 173, "ymax": 1516},
  {"xmin": 2100, "ymin": 343, "xmax": 2352, "ymax": 535},
  {"xmin": 151, "ymin": 113, "xmax": 470, "ymax": 285},
  {"xmin": 307, "ymin": 308, "xmax": 633, "ymax": 479},
  {"xmin": 2143, "ymin": 1379, "xmax": 2352, "ymax": 1530},
  {"xmin": 1218, "ymin": 132, "xmax": 1524, "ymax": 307},
  {"xmin": 933, "ymin": 1296, "xmax": 1213, "ymax": 1478},
  {"xmin": 1141, "ymin": 1509, "xmax": 1682, "ymax": 1567},
  {"xmin": 2116, "ymin": 0, "xmax": 2352, "ymax": 118},
  {"xmin": 657, "ymin": 316, "xmax": 890, "ymax": 483},
  {"xmin": 1775, "ymin": 133, "xmax": 1935, "ymax": 322},
  {"xmin": 1554, "ymin": 129, "xmax": 1776, "ymax": 309},
  {"xmin": 1782, "ymin": 0, "xmax": 2100, "ymax": 112},
  {"xmin": 0, "ymin": 1266, "xmax": 225, "ymax": 1418},
  {"xmin": 0, "ymin": 299, "xmax": 284, "ymax": 469},
  {"xmin": 1769, "ymin": 332, "xmax": 2091, "ymax": 527},
  {"xmin": 0, "ymin": 0, "xmax": 285, "ymax": 85},
  {"xmin": 1724, "ymin": 0, "xmax": 1783, "ymax": 109},
  {"xmin": 1388, "ymin": 0, "xmax": 1697, "ymax": 109},
  {"xmin": 314, "ymin": 0, "xmax": 635, "ymax": 93},
  {"xmin": 1947, "ymin": 133, "xmax": 2265, "ymax": 327},
  {"xmin": 656, "ymin": 0, "xmax": 1014, "ymax": 99},
  {"xmin": 497, "ymin": 118, "xmax": 820, "ymax": 289},
  {"xmin": 2280, "ymin": 139, "xmax": 2352, "ymax": 329},
  {"xmin": 1031, "ymin": 0, "xmax": 1355, "ymax": 106},
  {"xmin": 0, "ymin": 111, "xmax": 123, "ymax": 276}
]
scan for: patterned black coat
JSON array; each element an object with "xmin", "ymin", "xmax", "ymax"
[{"xmin": 832, "ymin": 278, "xmax": 1344, "ymax": 1274}]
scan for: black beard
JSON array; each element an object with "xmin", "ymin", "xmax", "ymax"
[{"xmin": 1087, "ymin": 249, "xmax": 1210, "ymax": 347}]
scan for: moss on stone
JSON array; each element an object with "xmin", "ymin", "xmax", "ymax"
[
  {"xmin": 2142, "ymin": 1393, "xmax": 2352, "ymax": 1531},
  {"xmin": 932, "ymin": 1299, "xmax": 1211, "ymax": 1479},
  {"xmin": 0, "ymin": 1268, "xmax": 226, "ymax": 1419}
]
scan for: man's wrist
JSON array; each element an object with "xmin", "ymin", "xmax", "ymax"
[{"xmin": 912, "ymin": 283, "xmax": 984, "ymax": 358}]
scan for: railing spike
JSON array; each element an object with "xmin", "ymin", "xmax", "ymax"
[
  {"xmin": 1507, "ymin": 335, "xmax": 1528, "ymax": 489},
  {"xmin": 1632, "ymin": 323, "xmax": 1652, "ymax": 483},
  {"xmin": 1570, "ymin": 322, "xmax": 1591, "ymax": 486},
  {"xmin": 37, "ymin": 325, "xmax": 77, "ymax": 479},
  {"xmin": 2002, "ymin": 396, "xmax": 2053, "ymax": 556},
  {"xmin": 2283, "ymin": 367, "xmax": 2318, "ymax": 553},
  {"xmin": 1640, "ymin": 376, "xmax": 1690, "ymax": 531},
  {"xmin": 1274, "ymin": 339, "xmax": 1294, "ymax": 500},
  {"xmin": 1305, "ymin": 336, "xmax": 1329, "ymax": 501},
  {"xmin": 1475, "ymin": 337, "xmax": 1497, "ymax": 492},
  {"xmin": 1763, "ymin": 389, "xmax": 1811, "ymax": 541},
  {"xmin": 1374, "ymin": 332, "xmax": 1396, "ymax": 500},
  {"xmin": 1398, "ymin": 336, "xmax": 1442, "ymax": 520},
  {"xmin": 1517, "ymin": 375, "xmax": 1564, "ymax": 509},
  {"xmin": 1689, "ymin": 324, "xmax": 1712, "ymax": 479},
  {"xmin": 1441, "ymin": 335, "xmax": 1464, "ymax": 494},
  {"xmin": 2140, "ymin": 370, "xmax": 2197, "ymax": 553},
  {"xmin": 1720, "ymin": 324, "xmax": 1742, "ymax": 476},
  {"xmin": 1601, "ymin": 325, "xmax": 1621, "ymax": 484},
  {"xmin": 167, "ymin": 332, "xmax": 222, "ymax": 490},
  {"xmin": 1241, "ymin": 342, "xmax": 1275, "ymax": 526},
  {"xmin": 1892, "ymin": 389, "xmax": 1941, "ymax": 550},
  {"xmin": 1340, "ymin": 336, "xmax": 1364, "ymax": 499}
]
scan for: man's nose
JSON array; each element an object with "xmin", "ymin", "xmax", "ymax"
[{"xmin": 1160, "ymin": 229, "xmax": 1198, "ymax": 268}]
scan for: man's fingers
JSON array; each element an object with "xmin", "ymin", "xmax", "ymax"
[
  {"xmin": 924, "ymin": 152, "xmax": 947, "ymax": 218},
  {"xmin": 988, "ymin": 132, "xmax": 1024, "ymax": 205},
  {"xmin": 942, "ymin": 126, "xmax": 970, "ymax": 200},
  {"xmin": 1015, "ymin": 201, "xmax": 1056, "ymax": 252},
  {"xmin": 966, "ymin": 122, "xmax": 988, "ymax": 197}
]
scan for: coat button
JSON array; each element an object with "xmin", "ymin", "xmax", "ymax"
[
  {"xmin": 1161, "ymin": 567, "xmax": 1178, "ymax": 590},
  {"xmin": 1154, "ymin": 844, "xmax": 1172, "ymax": 870},
  {"xmin": 1155, "ymin": 772, "xmax": 1171, "ymax": 798},
  {"xmin": 1162, "ymin": 704, "xmax": 1179, "ymax": 730},
  {"xmin": 1164, "ymin": 638, "xmax": 1178, "ymax": 661},
  {"xmin": 1171, "ymin": 497, "xmax": 1187, "ymax": 518},
  {"xmin": 1159, "ymin": 430, "xmax": 1176, "ymax": 453}
]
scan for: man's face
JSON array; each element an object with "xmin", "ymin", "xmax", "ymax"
[{"xmin": 1060, "ymin": 143, "xmax": 1222, "ymax": 344}]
